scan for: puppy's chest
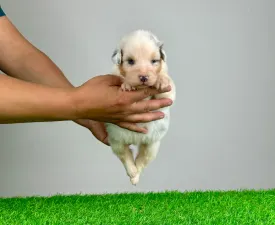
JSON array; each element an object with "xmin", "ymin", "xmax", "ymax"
[
  {"xmin": 105, "ymin": 101, "xmax": 170, "ymax": 144},
  {"xmin": 106, "ymin": 114, "xmax": 169, "ymax": 144}
]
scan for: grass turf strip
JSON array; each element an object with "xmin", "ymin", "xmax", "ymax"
[{"xmin": 1, "ymin": 190, "xmax": 275, "ymax": 224}]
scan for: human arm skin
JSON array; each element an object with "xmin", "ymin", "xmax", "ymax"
[
  {"xmin": 0, "ymin": 15, "xmax": 73, "ymax": 88},
  {"xmin": 0, "ymin": 73, "xmax": 171, "ymax": 124},
  {"xmin": 0, "ymin": 74, "xmax": 76, "ymax": 123},
  {"xmin": 0, "ymin": 15, "xmax": 114, "ymax": 144},
  {"xmin": 0, "ymin": 15, "xmax": 114, "ymax": 143},
  {"xmin": 0, "ymin": 14, "xmax": 173, "ymax": 143},
  {"xmin": 0, "ymin": 12, "xmax": 174, "ymax": 142},
  {"xmin": 0, "ymin": 14, "xmax": 165, "ymax": 144}
]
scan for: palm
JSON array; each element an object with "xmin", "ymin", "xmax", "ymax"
[
  {"xmin": 75, "ymin": 117, "xmax": 148, "ymax": 146},
  {"xmin": 74, "ymin": 119, "xmax": 109, "ymax": 146}
]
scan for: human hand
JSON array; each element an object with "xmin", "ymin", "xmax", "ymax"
[
  {"xmin": 75, "ymin": 119, "xmax": 109, "ymax": 146},
  {"xmin": 71, "ymin": 74, "xmax": 173, "ymax": 129}
]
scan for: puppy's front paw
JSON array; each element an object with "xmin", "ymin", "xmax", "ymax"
[
  {"xmin": 154, "ymin": 76, "xmax": 170, "ymax": 91},
  {"xmin": 121, "ymin": 82, "xmax": 136, "ymax": 91}
]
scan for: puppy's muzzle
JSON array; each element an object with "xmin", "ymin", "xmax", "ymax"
[{"xmin": 139, "ymin": 75, "xmax": 148, "ymax": 83}]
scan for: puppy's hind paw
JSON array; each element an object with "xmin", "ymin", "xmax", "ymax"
[
  {"xmin": 130, "ymin": 173, "xmax": 140, "ymax": 185},
  {"xmin": 127, "ymin": 166, "xmax": 138, "ymax": 179}
]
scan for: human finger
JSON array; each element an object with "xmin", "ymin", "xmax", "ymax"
[
  {"xmin": 90, "ymin": 129, "xmax": 109, "ymax": 145},
  {"xmin": 102, "ymin": 74, "xmax": 124, "ymax": 86},
  {"xmin": 128, "ymin": 98, "xmax": 173, "ymax": 114},
  {"xmin": 84, "ymin": 120, "xmax": 110, "ymax": 146},
  {"xmin": 121, "ymin": 111, "xmax": 165, "ymax": 123},
  {"xmin": 116, "ymin": 122, "xmax": 148, "ymax": 133},
  {"xmin": 125, "ymin": 85, "xmax": 172, "ymax": 103}
]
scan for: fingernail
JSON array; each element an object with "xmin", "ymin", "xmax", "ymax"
[
  {"xmin": 168, "ymin": 100, "xmax": 173, "ymax": 105},
  {"xmin": 160, "ymin": 114, "xmax": 165, "ymax": 118}
]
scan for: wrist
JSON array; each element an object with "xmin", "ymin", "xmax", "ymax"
[
  {"xmin": 0, "ymin": 74, "xmax": 79, "ymax": 123},
  {"xmin": 50, "ymin": 88, "xmax": 80, "ymax": 121},
  {"xmin": 68, "ymin": 87, "xmax": 91, "ymax": 120}
]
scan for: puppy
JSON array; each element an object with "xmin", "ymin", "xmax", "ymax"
[{"xmin": 105, "ymin": 30, "xmax": 176, "ymax": 185}]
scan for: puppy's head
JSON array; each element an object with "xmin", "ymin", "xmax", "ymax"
[{"xmin": 111, "ymin": 30, "xmax": 167, "ymax": 88}]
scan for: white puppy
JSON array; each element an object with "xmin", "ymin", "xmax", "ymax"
[{"xmin": 105, "ymin": 30, "xmax": 176, "ymax": 185}]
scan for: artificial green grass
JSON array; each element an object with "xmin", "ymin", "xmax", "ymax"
[{"xmin": 1, "ymin": 190, "xmax": 275, "ymax": 224}]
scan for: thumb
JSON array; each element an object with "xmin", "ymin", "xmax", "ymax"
[
  {"xmin": 126, "ymin": 85, "xmax": 172, "ymax": 103},
  {"xmin": 103, "ymin": 74, "xmax": 124, "ymax": 86}
]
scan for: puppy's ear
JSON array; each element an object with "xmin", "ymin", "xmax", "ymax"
[
  {"xmin": 111, "ymin": 48, "xmax": 122, "ymax": 65},
  {"xmin": 159, "ymin": 43, "xmax": 167, "ymax": 62},
  {"xmin": 148, "ymin": 32, "xmax": 167, "ymax": 61}
]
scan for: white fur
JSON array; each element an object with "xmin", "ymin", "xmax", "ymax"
[{"xmin": 105, "ymin": 30, "xmax": 176, "ymax": 185}]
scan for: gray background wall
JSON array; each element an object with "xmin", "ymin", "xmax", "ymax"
[{"xmin": 0, "ymin": 0, "xmax": 274, "ymax": 197}]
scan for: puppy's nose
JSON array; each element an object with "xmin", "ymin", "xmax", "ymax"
[{"xmin": 139, "ymin": 75, "xmax": 148, "ymax": 83}]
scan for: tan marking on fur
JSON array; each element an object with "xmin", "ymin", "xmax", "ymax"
[
  {"xmin": 119, "ymin": 64, "xmax": 126, "ymax": 76},
  {"xmin": 150, "ymin": 51, "xmax": 162, "ymax": 75},
  {"xmin": 151, "ymin": 51, "xmax": 158, "ymax": 59},
  {"xmin": 156, "ymin": 60, "xmax": 162, "ymax": 74}
]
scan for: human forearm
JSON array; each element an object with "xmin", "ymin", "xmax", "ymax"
[
  {"xmin": 0, "ymin": 72, "xmax": 172, "ymax": 128},
  {"xmin": 0, "ymin": 16, "xmax": 74, "ymax": 88},
  {"xmin": 10, "ymin": 49, "xmax": 74, "ymax": 88},
  {"xmin": 0, "ymin": 74, "xmax": 76, "ymax": 123}
]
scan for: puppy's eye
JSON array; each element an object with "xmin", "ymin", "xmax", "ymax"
[
  {"xmin": 127, "ymin": 58, "xmax": 135, "ymax": 65},
  {"xmin": 151, "ymin": 59, "xmax": 160, "ymax": 64}
]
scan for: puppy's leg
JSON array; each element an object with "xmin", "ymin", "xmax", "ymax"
[
  {"xmin": 111, "ymin": 143, "xmax": 138, "ymax": 182},
  {"xmin": 111, "ymin": 69, "xmax": 136, "ymax": 91},
  {"xmin": 121, "ymin": 82, "xmax": 136, "ymax": 91},
  {"xmin": 131, "ymin": 141, "xmax": 161, "ymax": 185},
  {"xmin": 154, "ymin": 74, "xmax": 176, "ymax": 102}
]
